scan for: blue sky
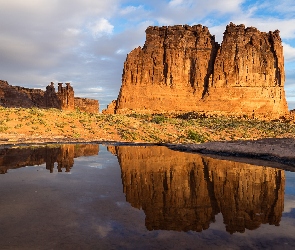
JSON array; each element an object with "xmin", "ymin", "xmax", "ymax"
[{"xmin": 0, "ymin": 0, "xmax": 294, "ymax": 110}]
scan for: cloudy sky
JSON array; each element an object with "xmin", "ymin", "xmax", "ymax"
[{"xmin": 0, "ymin": 0, "xmax": 295, "ymax": 110}]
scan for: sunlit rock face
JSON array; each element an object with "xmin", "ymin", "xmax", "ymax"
[
  {"xmin": 108, "ymin": 146, "xmax": 285, "ymax": 233},
  {"xmin": 114, "ymin": 25, "xmax": 218, "ymax": 115},
  {"xmin": 105, "ymin": 23, "xmax": 288, "ymax": 119},
  {"xmin": 0, "ymin": 144, "xmax": 99, "ymax": 174},
  {"xmin": 207, "ymin": 23, "xmax": 288, "ymax": 119}
]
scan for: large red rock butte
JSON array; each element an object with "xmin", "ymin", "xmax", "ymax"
[{"xmin": 104, "ymin": 23, "xmax": 289, "ymax": 119}]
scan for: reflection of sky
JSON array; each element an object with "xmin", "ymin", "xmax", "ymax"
[
  {"xmin": 74, "ymin": 145, "xmax": 118, "ymax": 170},
  {"xmin": 285, "ymin": 171, "xmax": 295, "ymax": 196},
  {"xmin": 284, "ymin": 171, "xmax": 295, "ymax": 216},
  {"xmin": 284, "ymin": 196, "xmax": 295, "ymax": 214},
  {"xmin": 1, "ymin": 145, "xmax": 295, "ymax": 248}
]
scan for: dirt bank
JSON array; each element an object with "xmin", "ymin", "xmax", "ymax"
[{"xmin": 167, "ymin": 138, "xmax": 295, "ymax": 169}]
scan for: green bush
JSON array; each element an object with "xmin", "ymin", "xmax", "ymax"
[
  {"xmin": 187, "ymin": 130, "xmax": 207, "ymax": 143},
  {"xmin": 0, "ymin": 126, "xmax": 8, "ymax": 132},
  {"xmin": 151, "ymin": 115, "xmax": 166, "ymax": 124}
]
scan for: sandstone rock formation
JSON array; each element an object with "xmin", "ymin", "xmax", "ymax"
[
  {"xmin": 0, "ymin": 144, "xmax": 99, "ymax": 174},
  {"xmin": 0, "ymin": 80, "xmax": 45, "ymax": 108},
  {"xmin": 74, "ymin": 97, "xmax": 99, "ymax": 113},
  {"xmin": 105, "ymin": 23, "xmax": 289, "ymax": 119},
  {"xmin": 102, "ymin": 100, "xmax": 117, "ymax": 114},
  {"xmin": 0, "ymin": 80, "xmax": 99, "ymax": 113},
  {"xmin": 108, "ymin": 145, "xmax": 285, "ymax": 233}
]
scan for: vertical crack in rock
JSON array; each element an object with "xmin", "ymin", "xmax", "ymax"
[
  {"xmin": 269, "ymin": 30, "xmax": 282, "ymax": 87},
  {"xmin": 202, "ymin": 38, "xmax": 219, "ymax": 98},
  {"xmin": 189, "ymin": 57, "xmax": 196, "ymax": 89}
]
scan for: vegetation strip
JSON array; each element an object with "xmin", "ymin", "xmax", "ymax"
[{"xmin": 0, "ymin": 107, "xmax": 294, "ymax": 144}]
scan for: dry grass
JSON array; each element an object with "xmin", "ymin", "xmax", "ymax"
[{"xmin": 0, "ymin": 107, "xmax": 294, "ymax": 143}]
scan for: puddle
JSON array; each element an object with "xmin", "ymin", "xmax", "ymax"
[{"xmin": 0, "ymin": 144, "xmax": 294, "ymax": 249}]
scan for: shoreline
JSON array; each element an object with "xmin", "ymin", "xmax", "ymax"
[
  {"xmin": 167, "ymin": 138, "xmax": 295, "ymax": 171},
  {"xmin": 1, "ymin": 136, "xmax": 294, "ymax": 170}
]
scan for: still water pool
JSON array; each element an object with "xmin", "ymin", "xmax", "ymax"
[{"xmin": 0, "ymin": 144, "xmax": 295, "ymax": 249}]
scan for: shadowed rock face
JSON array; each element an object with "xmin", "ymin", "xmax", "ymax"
[
  {"xmin": 0, "ymin": 144, "xmax": 99, "ymax": 174},
  {"xmin": 0, "ymin": 80, "xmax": 47, "ymax": 109},
  {"xmin": 108, "ymin": 145, "xmax": 285, "ymax": 234},
  {"xmin": 105, "ymin": 23, "xmax": 288, "ymax": 119}
]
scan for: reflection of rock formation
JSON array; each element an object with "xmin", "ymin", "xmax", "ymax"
[
  {"xmin": 109, "ymin": 146, "xmax": 285, "ymax": 234},
  {"xmin": 0, "ymin": 144, "xmax": 99, "ymax": 174}
]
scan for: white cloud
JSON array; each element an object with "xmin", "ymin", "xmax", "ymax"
[
  {"xmin": 210, "ymin": 0, "xmax": 244, "ymax": 13},
  {"xmin": 116, "ymin": 49, "xmax": 126, "ymax": 55},
  {"xmin": 0, "ymin": 0, "xmax": 294, "ymax": 110},
  {"xmin": 66, "ymin": 28, "xmax": 81, "ymax": 36},
  {"xmin": 260, "ymin": 0, "xmax": 295, "ymax": 16},
  {"xmin": 283, "ymin": 43, "xmax": 295, "ymax": 62},
  {"xmin": 90, "ymin": 87, "xmax": 104, "ymax": 91},
  {"xmin": 236, "ymin": 18, "xmax": 295, "ymax": 40},
  {"xmin": 120, "ymin": 5, "xmax": 144, "ymax": 15},
  {"xmin": 167, "ymin": 0, "xmax": 243, "ymax": 13},
  {"xmin": 169, "ymin": 0, "xmax": 185, "ymax": 7},
  {"xmin": 207, "ymin": 24, "xmax": 225, "ymax": 44},
  {"xmin": 89, "ymin": 18, "xmax": 114, "ymax": 38}
]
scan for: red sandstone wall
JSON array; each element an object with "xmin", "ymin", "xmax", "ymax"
[
  {"xmin": 0, "ymin": 80, "xmax": 46, "ymax": 108},
  {"xmin": 115, "ymin": 25, "xmax": 218, "ymax": 114},
  {"xmin": 74, "ymin": 97, "xmax": 99, "ymax": 113},
  {"xmin": 205, "ymin": 23, "xmax": 288, "ymax": 118},
  {"xmin": 105, "ymin": 23, "xmax": 289, "ymax": 119}
]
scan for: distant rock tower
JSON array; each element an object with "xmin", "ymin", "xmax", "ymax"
[
  {"xmin": 45, "ymin": 82, "xmax": 75, "ymax": 110},
  {"xmin": 104, "ymin": 23, "xmax": 289, "ymax": 119},
  {"xmin": 57, "ymin": 82, "xmax": 75, "ymax": 111}
]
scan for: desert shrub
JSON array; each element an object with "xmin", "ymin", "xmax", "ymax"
[
  {"xmin": 126, "ymin": 113, "xmax": 152, "ymax": 122},
  {"xmin": 151, "ymin": 115, "xmax": 166, "ymax": 124},
  {"xmin": 187, "ymin": 130, "xmax": 207, "ymax": 143},
  {"xmin": 119, "ymin": 129, "xmax": 138, "ymax": 141},
  {"xmin": 176, "ymin": 112, "xmax": 207, "ymax": 120},
  {"xmin": 0, "ymin": 126, "xmax": 8, "ymax": 132},
  {"xmin": 14, "ymin": 124, "xmax": 22, "ymax": 129},
  {"xmin": 28, "ymin": 108, "xmax": 39, "ymax": 115}
]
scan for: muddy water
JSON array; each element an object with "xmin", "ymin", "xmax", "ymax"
[{"xmin": 0, "ymin": 144, "xmax": 295, "ymax": 249}]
